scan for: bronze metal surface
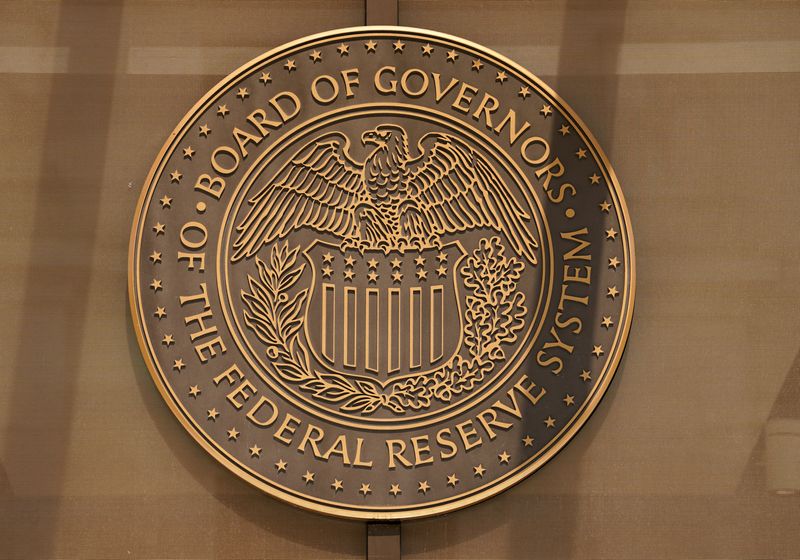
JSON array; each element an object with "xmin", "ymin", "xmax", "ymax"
[{"xmin": 128, "ymin": 26, "xmax": 635, "ymax": 520}]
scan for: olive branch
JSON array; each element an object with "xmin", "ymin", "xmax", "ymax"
[
  {"xmin": 385, "ymin": 236, "xmax": 527, "ymax": 410},
  {"xmin": 241, "ymin": 243, "xmax": 387, "ymax": 413}
]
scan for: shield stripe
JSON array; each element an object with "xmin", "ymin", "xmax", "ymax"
[
  {"xmin": 365, "ymin": 288, "xmax": 379, "ymax": 372},
  {"xmin": 387, "ymin": 288, "xmax": 401, "ymax": 373},
  {"xmin": 409, "ymin": 287, "xmax": 422, "ymax": 369},
  {"xmin": 430, "ymin": 285, "xmax": 444, "ymax": 362},
  {"xmin": 343, "ymin": 286, "xmax": 357, "ymax": 368},
  {"xmin": 321, "ymin": 283, "xmax": 335, "ymax": 362}
]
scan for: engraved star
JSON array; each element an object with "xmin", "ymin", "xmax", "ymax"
[
  {"xmin": 149, "ymin": 251, "xmax": 162, "ymax": 263},
  {"xmin": 217, "ymin": 104, "xmax": 229, "ymax": 117},
  {"xmin": 321, "ymin": 266, "xmax": 333, "ymax": 278},
  {"xmin": 421, "ymin": 43, "xmax": 434, "ymax": 56},
  {"xmin": 436, "ymin": 265, "xmax": 447, "ymax": 277},
  {"xmin": 518, "ymin": 86, "xmax": 531, "ymax": 99},
  {"xmin": 337, "ymin": 43, "xmax": 349, "ymax": 56},
  {"xmin": 418, "ymin": 480, "xmax": 430, "ymax": 494},
  {"xmin": 522, "ymin": 435, "xmax": 534, "ymax": 447},
  {"xmin": 495, "ymin": 71, "xmax": 508, "ymax": 83},
  {"xmin": 389, "ymin": 483, "xmax": 402, "ymax": 496},
  {"xmin": 309, "ymin": 49, "xmax": 322, "ymax": 63},
  {"xmin": 592, "ymin": 344, "xmax": 605, "ymax": 357},
  {"xmin": 367, "ymin": 258, "xmax": 379, "ymax": 269},
  {"xmin": 391, "ymin": 271, "xmax": 403, "ymax": 283},
  {"xmin": 580, "ymin": 370, "xmax": 592, "ymax": 382},
  {"xmin": 207, "ymin": 408, "xmax": 219, "ymax": 421},
  {"xmin": 589, "ymin": 173, "xmax": 601, "ymax": 185},
  {"xmin": 416, "ymin": 268, "xmax": 428, "ymax": 281},
  {"xmin": 544, "ymin": 416, "xmax": 556, "ymax": 428},
  {"xmin": 393, "ymin": 40, "xmax": 405, "ymax": 53},
  {"xmin": 150, "ymin": 278, "xmax": 163, "ymax": 291},
  {"xmin": 607, "ymin": 286, "xmax": 619, "ymax": 299},
  {"xmin": 364, "ymin": 40, "xmax": 377, "ymax": 53},
  {"xmin": 169, "ymin": 170, "xmax": 182, "ymax": 183},
  {"xmin": 331, "ymin": 479, "xmax": 344, "ymax": 492},
  {"xmin": 360, "ymin": 483, "xmax": 372, "ymax": 496},
  {"xmin": 153, "ymin": 222, "xmax": 165, "ymax": 235},
  {"xmin": 471, "ymin": 59, "xmax": 483, "ymax": 72},
  {"xmin": 563, "ymin": 394, "xmax": 575, "ymax": 406},
  {"xmin": 559, "ymin": 124, "xmax": 571, "ymax": 136},
  {"xmin": 162, "ymin": 333, "xmax": 174, "ymax": 346},
  {"xmin": 599, "ymin": 200, "xmax": 611, "ymax": 213},
  {"xmin": 284, "ymin": 59, "xmax": 296, "ymax": 72},
  {"xmin": 473, "ymin": 464, "xmax": 486, "ymax": 477},
  {"xmin": 390, "ymin": 257, "xmax": 402, "ymax": 269},
  {"xmin": 275, "ymin": 459, "xmax": 287, "ymax": 472},
  {"xmin": 605, "ymin": 227, "xmax": 618, "ymax": 240},
  {"xmin": 236, "ymin": 87, "xmax": 249, "ymax": 100},
  {"xmin": 343, "ymin": 268, "xmax": 355, "ymax": 281},
  {"xmin": 436, "ymin": 251, "xmax": 448, "ymax": 263},
  {"xmin": 447, "ymin": 474, "xmax": 459, "ymax": 487},
  {"xmin": 227, "ymin": 427, "xmax": 239, "ymax": 440},
  {"xmin": 414, "ymin": 255, "xmax": 425, "ymax": 266},
  {"xmin": 575, "ymin": 147, "xmax": 588, "ymax": 159},
  {"xmin": 259, "ymin": 72, "xmax": 272, "ymax": 84},
  {"xmin": 367, "ymin": 271, "xmax": 379, "ymax": 283},
  {"xmin": 183, "ymin": 146, "xmax": 195, "ymax": 159},
  {"xmin": 540, "ymin": 104, "xmax": 553, "ymax": 117},
  {"xmin": 323, "ymin": 251, "xmax": 334, "ymax": 264},
  {"xmin": 601, "ymin": 316, "xmax": 614, "ymax": 329},
  {"xmin": 172, "ymin": 358, "xmax": 185, "ymax": 371},
  {"xmin": 159, "ymin": 195, "xmax": 172, "ymax": 208},
  {"xmin": 446, "ymin": 49, "xmax": 458, "ymax": 62},
  {"xmin": 189, "ymin": 385, "xmax": 201, "ymax": 398},
  {"xmin": 498, "ymin": 451, "xmax": 510, "ymax": 464},
  {"xmin": 199, "ymin": 124, "xmax": 211, "ymax": 137},
  {"xmin": 154, "ymin": 306, "xmax": 166, "ymax": 319},
  {"xmin": 249, "ymin": 445, "xmax": 261, "ymax": 458},
  {"xmin": 344, "ymin": 255, "xmax": 356, "ymax": 267},
  {"xmin": 608, "ymin": 256, "xmax": 621, "ymax": 269},
  {"xmin": 303, "ymin": 470, "xmax": 315, "ymax": 484}
]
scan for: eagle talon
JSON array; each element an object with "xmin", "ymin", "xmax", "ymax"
[
  {"xmin": 374, "ymin": 238, "xmax": 392, "ymax": 254},
  {"xmin": 403, "ymin": 235, "xmax": 435, "ymax": 254},
  {"xmin": 339, "ymin": 237, "xmax": 360, "ymax": 254},
  {"xmin": 356, "ymin": 240, "xmax": 372, "ymax": 254}
]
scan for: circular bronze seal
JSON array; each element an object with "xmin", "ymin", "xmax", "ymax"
[{"xmin": 129, "ymin": 26, "xmax": 635, "ymax": 520}]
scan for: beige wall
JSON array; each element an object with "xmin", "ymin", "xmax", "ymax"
[{"xmin": 1, "ymin": 1, "xmax": 799, "ymax": 558}]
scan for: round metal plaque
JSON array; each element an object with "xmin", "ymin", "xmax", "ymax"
[{"xmin": 129, "ymin": 26, "xmax": 635, "ymax": 519}]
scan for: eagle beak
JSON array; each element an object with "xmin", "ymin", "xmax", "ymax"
[{"xmin": 361, "ymin": 131, "xmax": 374, "ymax": 146}]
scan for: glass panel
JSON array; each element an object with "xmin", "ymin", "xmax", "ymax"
[{"xmin": 0, "ymin": 1, "xmax": 798, "ymax": 557}]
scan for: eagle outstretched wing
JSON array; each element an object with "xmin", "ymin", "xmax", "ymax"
[
  {"xmin": 406, "ymin": 132, "xmax": 539, "ymax": 264},
  {"xmin": 232, "ymin": 132, "xmax": 366, "ymax": 261}
]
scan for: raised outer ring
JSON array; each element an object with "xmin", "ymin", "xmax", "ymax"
[{"xmin": 128, "ymin": 25, "xmax": 636, "ymax": 521}]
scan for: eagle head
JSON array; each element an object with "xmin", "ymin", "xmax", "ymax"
[{"xmin": 361, "ymin": 125, "xmax": 409, "ymax": 158}]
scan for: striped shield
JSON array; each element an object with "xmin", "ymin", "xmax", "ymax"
[{"xmin": 303, "ymin": 241, "xmax": 465, "ymax": 382}]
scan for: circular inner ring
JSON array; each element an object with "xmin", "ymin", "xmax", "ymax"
[{"xmin": 217, "ymin": 103, "xmax": 554, "ymax": 431}]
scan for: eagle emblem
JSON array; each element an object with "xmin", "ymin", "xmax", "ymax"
[
  {"xmin": 130, "ymin": 27, "xmax": 634, "ymax": 519},
  {"xmin": 232, "ymin": 124, "xmax": 539, "ymax": 264}
]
